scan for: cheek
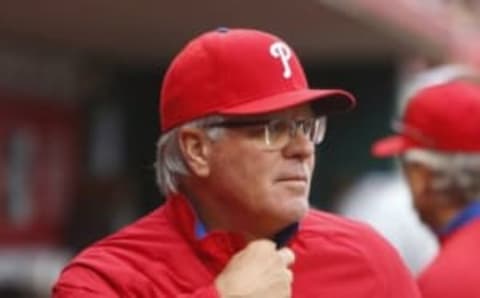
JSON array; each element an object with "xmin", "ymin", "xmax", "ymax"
[
  {"xmin": 232, "ymin": 152, "xmax": 276, "ymax": 191},
  {"xmin": 211, "ymin": 144, "xmax": 275, "ymax": 193},
  {"xmin": 409, "ymin": 179, "xmax": 423, "ymax": 198},
  {"xmin": 403, "ymin": 165, "xmax": 423, "ymax": 196},
  {"xmin": 404, "ymin": 168, "xmax": 431, "ymax": 218}
]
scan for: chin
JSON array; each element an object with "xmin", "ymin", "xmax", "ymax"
[
  {"xmin": 418, "ymin": 211, "xmax": 434, "ymax": 228},
  {"xmin": 267, "ymin": 189, "xmax": 309, "ymax": 219},
  {"xmin": 284, "ymin": 199, "xmax": 309, "ymax": 220}
]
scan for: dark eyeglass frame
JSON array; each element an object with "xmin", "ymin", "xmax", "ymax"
[
  {"xmin": 204, "ymin": 116, "xmax": 327, "ymax": 148},
  {"xmin": 205, "ymin": 118, "xmax": 273, "ymax": 129}
]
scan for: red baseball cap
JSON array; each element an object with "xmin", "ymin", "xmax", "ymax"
[
  {"xmin": 159, "ymin": 28, "xmax": 356, "ymax": 132},
  {"xmin": 372, "ymin": 81, "xmax": 480, "ymax": 157}
]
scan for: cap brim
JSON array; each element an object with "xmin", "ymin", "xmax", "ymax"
[
  {"xmin": 219, "ymin": 89, "xmax": 356, "ymax": 116},
  {"xmin": 371, "ymin": 135, "xmax": 418, "ymax": 158}
]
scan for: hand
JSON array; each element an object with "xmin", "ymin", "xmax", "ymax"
[{"xmin": 215, "ymin": 239, "xmax": 295, "ymax": 298}]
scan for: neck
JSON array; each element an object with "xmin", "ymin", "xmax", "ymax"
[
  {"xmin": 432, "ymin": 193, "xmax": 467, "ymax": 233},
  {"xmin": 181, "ymin": 178, "xmax": 299, "ymax": 242},
  {"xmin": 181, "ymin": 178, "xmax": 243, "ymax": 234},
  {"xmin": 435, "ymin": 206, "xmax": 460, "ymax": 231}
]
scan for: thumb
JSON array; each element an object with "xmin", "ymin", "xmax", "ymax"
[{"xmin": 278, "ymin": 247, "xmax": 295, "ymax": 266}]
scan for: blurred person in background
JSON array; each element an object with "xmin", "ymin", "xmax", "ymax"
[
  {"xmin": 334, "ymin": 64, "xmax": 479, "ymax": 274},
  {"xmin": 53, "ymin": 28, "xmax": 419, "ymax": 297},
  {"xmin": 372, "ymin": 81, "xmax": 480, "ymax": 298},
  {"xmin": 334, "ymin": 169, "xmax": 438, "ymax": 273}
]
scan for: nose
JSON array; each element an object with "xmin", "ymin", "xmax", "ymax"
[{"xmin": 282, "ymin": 131, "xmax": 315, "ymax": 160}]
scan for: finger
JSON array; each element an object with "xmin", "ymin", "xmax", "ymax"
[
  {"xmin": 277, "ymin": 247, "xmax": 295, "ymax": 266},
  {"xmin": 248, "ymin": 239, "xmax": 276, "ymax": 251},
  {"xmin": 284, "ymin": 268, "xmax": 293, "ymax": 283}
]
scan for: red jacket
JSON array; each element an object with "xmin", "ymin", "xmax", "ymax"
[
  {"xmin": 54, "ymin": 194, "xmax": 420, "ymax": 297},
  {"xmin": 418, "ymin": 218, "xmax": 480, "ymax": 298}
]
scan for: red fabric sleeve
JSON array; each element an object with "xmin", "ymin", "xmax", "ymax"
[{"xmin": 53, "ymin": 265, "xmax": 221, "ymax": 298}]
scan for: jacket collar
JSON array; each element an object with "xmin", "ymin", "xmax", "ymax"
[
  {"xmin": 165, "ymin": 193, "xmax": 247, "ymax": 273},
  {"xmin": 438, "ymin": 201, "xmax": 480, "ymax": 242},
  {"xmin": 164, "ymin": 193, "xmax": 299, "ymax": 273}
]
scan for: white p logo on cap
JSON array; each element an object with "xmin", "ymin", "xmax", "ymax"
[{"xmin": 270, "ymin": 41, "xmax": 292, "ymax": 79}]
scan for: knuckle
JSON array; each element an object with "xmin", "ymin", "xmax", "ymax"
[
  {"xmin": 249, "ymin": 239, "xmax": 275, "ymax": 251},
  {"xmin": 278, "ymin": 248, "xmax": 295, "ymax": 264}
]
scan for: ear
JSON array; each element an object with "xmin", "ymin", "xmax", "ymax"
[{"xmin": 178, "ymin": 127, "xmax": 211, "ymax": 177}]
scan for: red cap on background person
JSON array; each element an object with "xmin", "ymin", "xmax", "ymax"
[
  {"xmin": 159, "ymin": 27, "xmax": 356, "ymax": 132},
  {"xmin": 372, "ymin": 81, "xmax": 480, "ymax": 157}
]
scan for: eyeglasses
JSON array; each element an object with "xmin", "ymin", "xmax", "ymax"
[{"xmin": 205, "ymin": 116, "xmax": 327, "ymax": 150}]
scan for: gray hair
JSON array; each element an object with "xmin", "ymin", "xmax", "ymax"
[
  {"xmin": 154, "ymin": 115, "xmax": 226, "ymax": 196},
  {"xmin": 403, "ymin": 149, "xmax": 480, "ymax": 200}
]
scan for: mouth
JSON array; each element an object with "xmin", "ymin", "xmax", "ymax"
[
  {"xmin": 275, "ymin": 164, "xmax": 311, "ymax": 185},
  {"xmin": 276, "ymin": 176, "xmax": 308, "ymax": 183}
]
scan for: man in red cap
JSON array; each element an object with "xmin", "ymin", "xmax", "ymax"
[
  {"xmin": 372, "ymin": 80, "xmax": 480, "ymax": 298},
  {"xmin": 54, "ymin": 28, "xmax": 419, "ymax": 297}
]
